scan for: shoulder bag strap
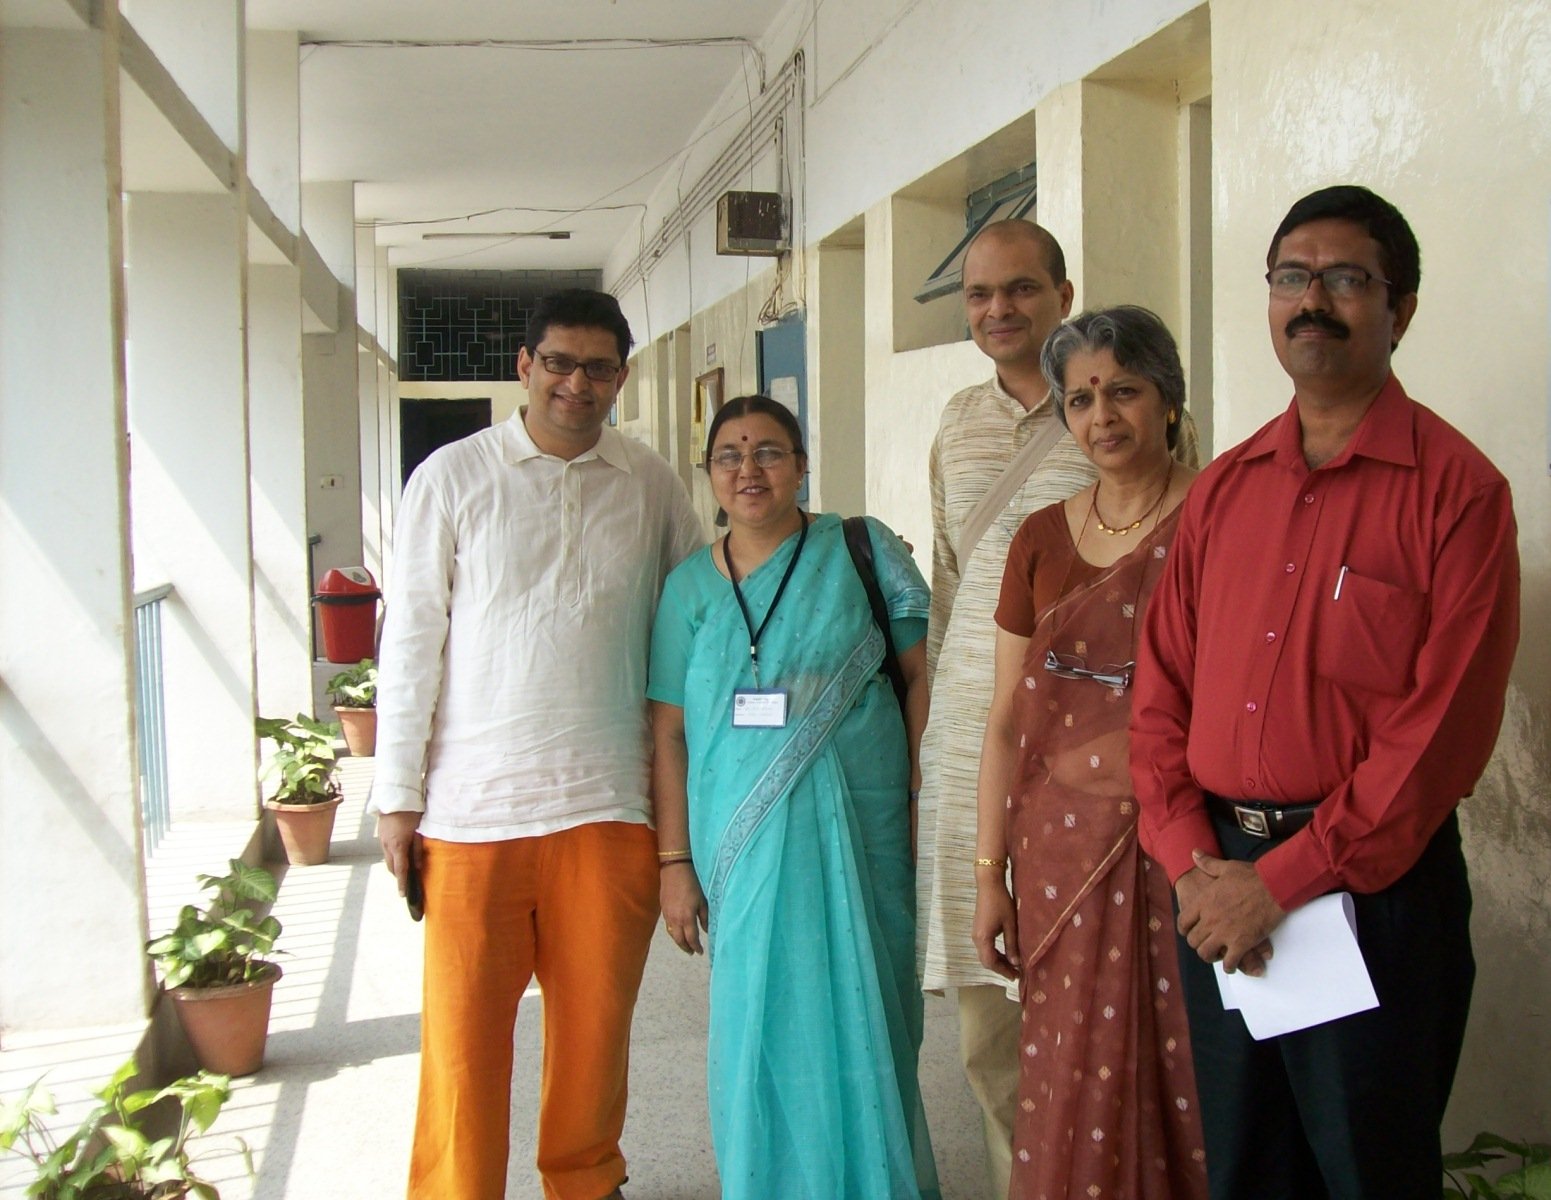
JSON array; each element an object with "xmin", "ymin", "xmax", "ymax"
[
  {"xmin": 952, "ymin": 409, "xmax": 1067, "ymax": 567},
  {"xmin": 842, "ymin": 516, "xmax": 908, "ymax": 713}
]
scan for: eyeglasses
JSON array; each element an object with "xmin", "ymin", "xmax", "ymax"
[
  {"xmin": 1043, "ymin": 649, "xmax": 1133, "ymax": 690},
  {"xmin": 707, "ymin": 446, "xmax": 796, "ymax": 473},
  {"xmin": 1265, "ymin": 266, "xmax": 1391, "ymax": 299},
  {"xmin": 533, "ymin": 352, "xmax": 623, "ymax": 382}
]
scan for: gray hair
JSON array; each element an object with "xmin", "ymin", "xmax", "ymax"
[{"xmin": 1041, "ymin": 305, "xmax": 1186, "ymax": 449}]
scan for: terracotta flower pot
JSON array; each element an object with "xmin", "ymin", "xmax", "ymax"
[
  {"xmin": 168, "ymin": 965, "xmax": 281, "ymax": 1077},
  {"xmin": 266, "ymin": 795, "xmax": 343, "ymax": 865},
  {"xmin": 335, "ymin": 706, "xmax": 376, "ymax": 756}
]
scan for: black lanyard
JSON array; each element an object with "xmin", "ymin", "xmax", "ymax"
[{"xmin": 724, "ymin": 515, "xmax": 808, "ymax": 687}]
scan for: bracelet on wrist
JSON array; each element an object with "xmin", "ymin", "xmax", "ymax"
[
  {"xmin": 656, "ymin": 848, "xmax": 691, "ymax": 860},
  {"xmin": 974, "ymin": 856, "xmax": 1008, "ymax": 868},
  {"xmin": 658, "ymin": 854, "xmax": 694, "ymax": 870}
]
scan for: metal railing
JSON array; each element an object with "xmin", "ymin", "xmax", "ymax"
[{"xmin": 132, "ymin": 584, "xmax": 173, "ymax": 853}]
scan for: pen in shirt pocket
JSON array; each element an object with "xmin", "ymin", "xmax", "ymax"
[{"xmin": 1333, "ymin": 564, "xmax": 1349, "ymax": 600}]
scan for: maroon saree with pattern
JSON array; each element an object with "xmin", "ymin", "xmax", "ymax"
[{"xmin": 1003, "ymin": 506, "xmax": 1207, "ymax": 1200}]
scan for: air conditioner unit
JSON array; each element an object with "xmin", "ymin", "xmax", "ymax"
[{"xmin": 716, "ymin": 191, "xmax": 787, "ymax": 256}]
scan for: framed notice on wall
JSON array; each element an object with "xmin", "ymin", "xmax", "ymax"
[{"xmin": 692, "ymin": 367, "xmax": 724, "ymax": 465}]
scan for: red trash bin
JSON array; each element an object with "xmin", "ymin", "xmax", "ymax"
[{"xmin": 313, "ymin": 567, "xmax": 380, "ymax": 663}]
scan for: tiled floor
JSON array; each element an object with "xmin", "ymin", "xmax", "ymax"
[{"xmin": 2, "ymin": 755, "xmax": 989, "ymax": 1199}]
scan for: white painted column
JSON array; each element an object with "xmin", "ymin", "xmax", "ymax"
[
  {"xmin": 125, "ymin": 193, "xmax": 259, "ymax": 821},
  {"xmin": 301, "ymin": 181, "xmax": 364, "ymax": 586},
  {"xmin": 354, "ymin": 226, "xmax": 387, "ymax": 579},
  {"xmin": 357, "ymin": 344, "xmax": 385, "ymax": 582},
  {"xmin": 122, "ymin": 0, "xmax": 242, "ymax": 155},
  {"xmin": 812, "ymin": 241, "xmax": 866, "ymax": 516},
  {"xmin": 249, "ymin": 264, "xmax": 311, "ymax": 718},
  {"xmin": 0, "ymin": 24, "xmax": 150, "ymax": 1031},
  {"xmin": 245, "ymin": 30, "xmax": 312, "ymax": 718},
  {"xmin": 379, "ymin": 250, "xmax": 401, "ymax": 559}
]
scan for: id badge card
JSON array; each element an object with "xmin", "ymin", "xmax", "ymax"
[{"xmin": 732, "ymin": 688, "xmax": 789, "ymax": 728}]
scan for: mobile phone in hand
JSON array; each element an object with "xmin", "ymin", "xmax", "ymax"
[{"xmin": 405, "ymin": 859, "xmax": 425, "ymax": 922}]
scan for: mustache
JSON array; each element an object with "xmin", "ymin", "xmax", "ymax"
[{"xmin": 1285, "ymin": 312, "xmax": 1349, "ymax": 339}]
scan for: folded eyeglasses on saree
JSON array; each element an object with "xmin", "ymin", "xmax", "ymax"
[{"xmin": 1043, "ymin": 649, "xmax": 1134, "ymax": 690}]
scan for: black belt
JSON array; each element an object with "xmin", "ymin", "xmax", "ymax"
[{"xmin": 1205, "ymin": 793, "xmax": 1321, "ymax": 841}]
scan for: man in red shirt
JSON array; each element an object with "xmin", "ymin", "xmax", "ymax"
[{"xmin": 1131, "ymin": 185, "xmax": 1520, "ymax": 1198}]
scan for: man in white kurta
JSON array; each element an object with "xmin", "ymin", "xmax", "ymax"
[{"xmin": 373, "ymin": 290, "xmax": 703, "ymax": 1200}]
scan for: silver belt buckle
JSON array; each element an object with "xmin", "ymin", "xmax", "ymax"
[{"xmin": 1233, "ymin": 804, "xmax": 1271, "ymax": 839}]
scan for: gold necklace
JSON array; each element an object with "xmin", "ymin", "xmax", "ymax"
[{"xmin": 1090, "ymin": 461, "xmax": 1173, "ymax": 536}]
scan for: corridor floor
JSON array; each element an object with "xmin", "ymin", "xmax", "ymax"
[{"xmin": 31, "ymin": 757, "xmax": 986, "ymax": 1199}]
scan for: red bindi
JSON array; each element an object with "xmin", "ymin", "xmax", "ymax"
[{"xmin": 1089, "ymin": 375, "xmax": 1100, "ymax": 387}]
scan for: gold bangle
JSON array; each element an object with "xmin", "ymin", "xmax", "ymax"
[
  {"xmin": 656, "ymin": 848, "xmax": 691, "ymax": 859},
  {"xmin": 974, "ymin": 857, "xmax": 1008, "ymax": 868}
]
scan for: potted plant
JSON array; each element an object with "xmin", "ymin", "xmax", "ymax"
[
  {"xmin": 145, "ymin": 860, "xmax": 283, "ymax": 1078},
  {"xmin": 1444, "ymin": 1131, "xmax": 1551, "ymax": 1198},
  {"xmin": 257, "ymin": 713, "xmax": 343, "ymax": 866},
  {"xmin": 0, "ymin": 1057, "xmax": 249, "ymax": 1198},
  {"xmin": 324, "ymin": 658, "xmax": 377, "ymax": 756}
]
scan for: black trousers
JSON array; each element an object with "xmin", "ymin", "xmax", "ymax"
[{"xmin": 1176, "ymin": 811, "xmax": 1474, "ymax": 1200}]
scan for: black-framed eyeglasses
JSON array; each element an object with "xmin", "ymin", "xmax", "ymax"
[
  {"xmin": 1265, "ymin": 265, "xmax": 1391, "ymax": 300},
  {"xmin": 707, "ymin": 446, "xmax": 796, "ymax": 473},
  {"xmin": 534, "ymin": 352, "xmax": 623, "ymax": 382},
  {"xmin": 1043, "ymin": 649, "xmax": 1133, "ymax": 690}
]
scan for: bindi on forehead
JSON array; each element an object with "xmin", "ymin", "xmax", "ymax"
[{"xmin": 1090, "ymin": 376, "xmax": 1100, "ymax": 387}]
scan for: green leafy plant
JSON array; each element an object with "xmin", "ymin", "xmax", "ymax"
[
  {"xmin": 256, "ymin": 713, "xmax": 341, "ymax": 805},
  {"xmin": 145, "ymin": 860, "xmax": 281, "ymax": 990},
  {"xmin": 0, "ymin": 1058, "xmax": 249, "ymax": 1198},
  {"xmin": 324, "ymin": 659, "xmax": 377, "ymax": 710},
  {"xmin": 1444, "ymin": 1132, "xmax": 1551, "ymax": 1199}
]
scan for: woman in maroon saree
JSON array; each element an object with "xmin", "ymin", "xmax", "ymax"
[{"xmin": 972, "ymin": 307, "xmax": 1208, "ymax": 1200}]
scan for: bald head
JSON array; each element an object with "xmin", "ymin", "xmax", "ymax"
[
  {"xmin": 965, "ymin": 219, "xmax": 1067, "ymax": 287},
  {"xmin": 962, "ymin": 219, "xmax": 1074, "ymax": 385}
]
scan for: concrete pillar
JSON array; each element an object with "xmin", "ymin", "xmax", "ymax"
[
  {"xmin": 245, "ymin": 29, "xmax": 311, "ymax": 718},
  {"xmin": 0, "ymin": 23, "xmax": 150, "ymax": 1031},
  {"xmin": 354, "ymin": 227, "xmax": 388, "ymax": 580},
  {"xmin": 246, "ymin": 30, "xmax": 299, "ymax": 232},
  {"xmin": 812, "ymin": 240, "xmax": 866, "ymax": 516},
  {"xmin": 125, "ymin": 192, "xmax": 258, "ymax": 822},
  {"xmin": 376, "ymin": 246, "xmax": 400, "ymax": 566},
  {"xmin": 1079, "ymin": 80, "xmax": 1181, "ymax": 324},
  {"xmin": 122, "ymin": 0, "xmax": 242, "ymax": 154},
  {"xmin": 249, "ymin": 264, "xmax": 311, "ymax": 718},
  {"xmin": 301, "ymin": 181, "xmax": 364, "ymax": 585}
]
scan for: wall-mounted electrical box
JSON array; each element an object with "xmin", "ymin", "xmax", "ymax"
[{"xmin": 716, "ymin": 191, "xmax": 787, "ymax": 256}]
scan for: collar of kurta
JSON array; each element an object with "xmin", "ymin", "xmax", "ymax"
[
  {"xmin": 1247, "ymin": 371, "xmax": 1417, "ymax": 474},
  {"xmin": 502, "ymin": 408, "xmax": 634, "ymax": 472},
  {"xmin": 986, "ymin": 372, "xmax": 1058, "ymax": 424}
]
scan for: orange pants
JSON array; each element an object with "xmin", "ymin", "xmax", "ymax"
[{"xmin": 408, "ymin": 821, "xmax": 659, "ymax": 1200}]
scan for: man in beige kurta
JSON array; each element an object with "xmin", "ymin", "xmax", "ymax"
[{"xmin": 918, "ymin": 220, "xmax": 1196, "ymax": 1198}]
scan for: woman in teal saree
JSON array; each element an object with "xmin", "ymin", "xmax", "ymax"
[{"xmin": 649, "ymin": 396, "xmax": 940, "ymax": 1200}]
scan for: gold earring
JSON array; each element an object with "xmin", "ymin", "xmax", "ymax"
[{"xmin": 1167, "ymin": 409, "xmax": 1179, "ymax": 425}]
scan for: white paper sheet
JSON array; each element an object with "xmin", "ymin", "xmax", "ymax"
[{"xmin": 1212, "ymin": 892, "xmax": 1379, "ymax": 1040}]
